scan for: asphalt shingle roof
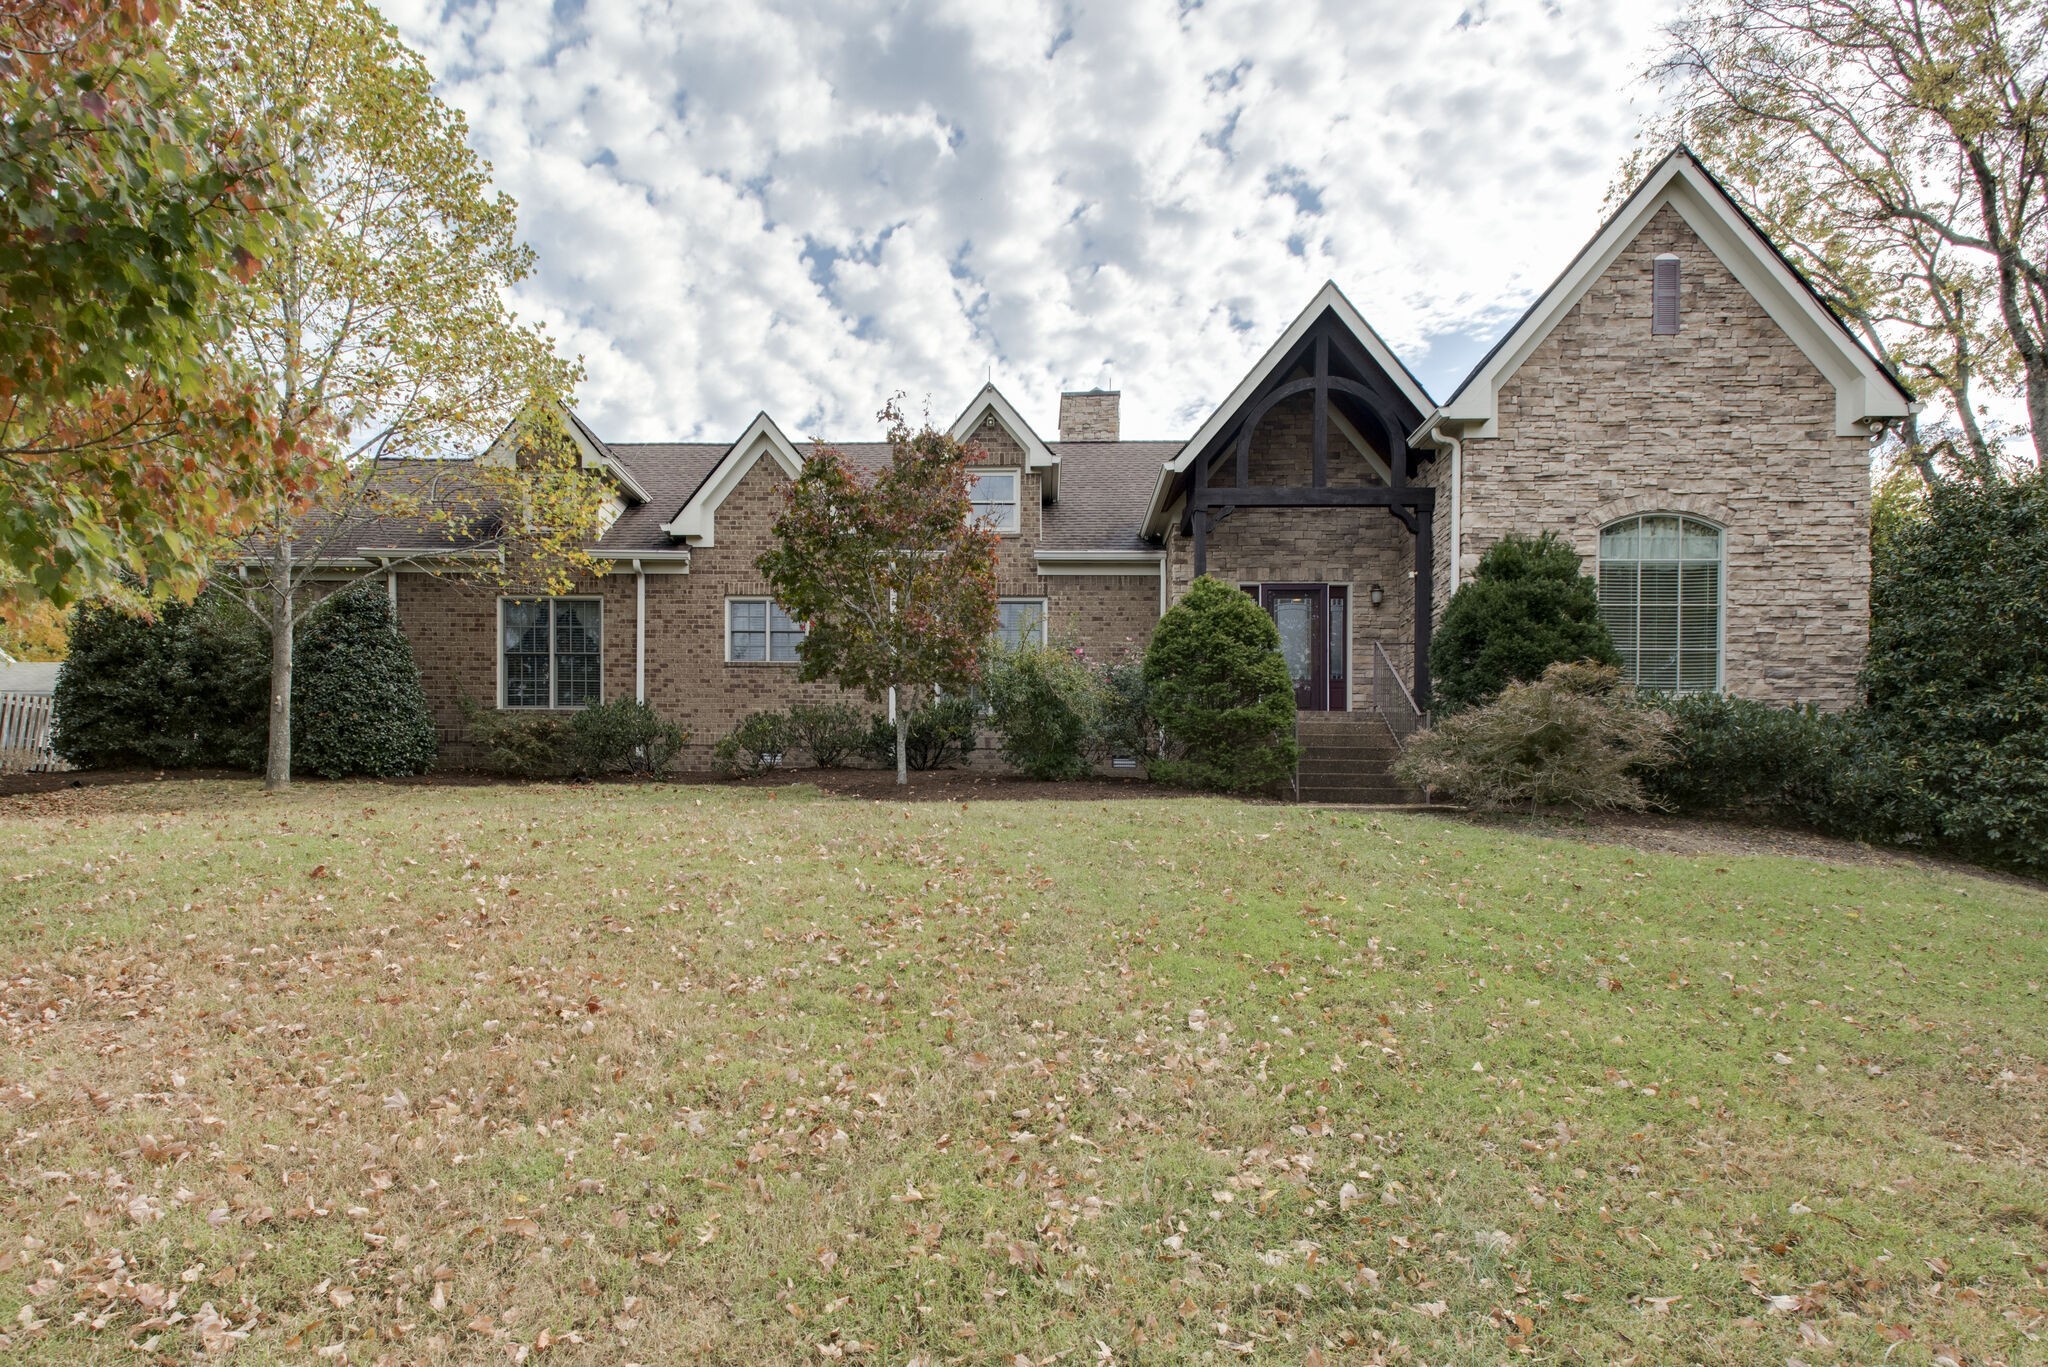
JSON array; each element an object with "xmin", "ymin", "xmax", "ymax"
[{"xmin": 298, "ymin": 432, "xmax": 1185, "ymax": 560}]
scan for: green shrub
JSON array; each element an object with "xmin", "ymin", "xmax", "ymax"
[
  {"xmin": 1860, "ymin": 473, "xmax": 2048, "ymax": 872},
  {"xmin": 291, "ymin": 583, "xmax": 437, "ymax": 778},
  {"xmin": 1429, "ymin": 532, "xmax": 1618, "ymax": 713},
  {"xmin": 786, "ymin": 701, "xmax": 868, "ymax": 768},
  {"xmin": 1090, "ymin": 653, "xmax": 1154, "ymax": 768},
  {"xmin": 1142, "ymin": 576, "xmax": 1296, "ymax": 793},
  {"xmin": 52, "ymin": 589, "xmax": 268, "ymax": 770},
  {"xmin": 460, "ymin": 699, "xmax": 575, "ymax": 778},
  {"xmin": 982, "ymin": 644, "xmax": 1097, "ymax": 780},
  {"xmin": 1644, "ymin": 693, "xmax": 1846, "ymax": 818},
  {"xmin": 862, "ymin": 694, "xmax": 977, "ymax": 771},
  {"xmin": 714, "ymin": 711, "xmax": 795, "ymax": 778},
  {"xmin": 1645, "ymin": 693, "xmax": 1903, "ymax": 836},
  {"xmin": 570, "ymin": 699, "xmax": 686, "ymax": 776},
  {"xmin": 1397, "ymin": 661, "xmax": 1673, "ymax": 812}
]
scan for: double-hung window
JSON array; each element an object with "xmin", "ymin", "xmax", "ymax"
[
  {"xmin": 727, "ymin": 598, "xmax": 807, "ymax": 663},
  {"xmin": 1597, "ymin": 515, "xmax": 1722, "ymax": 693},
  {"xmin": 968, "ymin": 470, "xmax": 1020, "ymax": 533},
  {"xmin": 501, "ymin": 598, "xmax": 601, "ymax": 708},
  {"xmin": 993, "ymin": 598, "xmax": 1047, "ymax": 651}
]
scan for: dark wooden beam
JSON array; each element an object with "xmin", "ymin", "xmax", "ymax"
[
  {"xmin": 1311, "ymin": 335, "xmax": 1329, "ymax": 489},
  {"xmin": 1190, "ymin": 485, "xmax": 1434, "ymax": 509}
]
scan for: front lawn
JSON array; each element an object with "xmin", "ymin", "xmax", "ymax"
[{"xmin": 0, "ymin": 781, "xmax": 2043, "ymax": 1364}]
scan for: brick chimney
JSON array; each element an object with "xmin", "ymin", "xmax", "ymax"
[{"xmin": 1058, "ymin": 389, "xmax": 1120, "ymax": 441}]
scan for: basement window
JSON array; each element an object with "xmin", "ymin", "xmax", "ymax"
[{"xmin": 501, "ymin": 597, "xmax": 601, "ymax": 708}]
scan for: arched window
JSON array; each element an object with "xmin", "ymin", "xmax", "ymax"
[{"xmin": 1597, "ymin": 515, "xmax": 1722, "ymax": 693}]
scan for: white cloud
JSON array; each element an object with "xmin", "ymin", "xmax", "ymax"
[{"xmin": 380, "ymin": 0, "xmax": 1682, "ymax": 441}]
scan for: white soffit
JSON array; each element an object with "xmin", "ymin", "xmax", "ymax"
[
  {"xmin": 659, "ymin": 411, "xmax": 803, "ymax": 547},
  {"xmin": 1433, "ymin": 150, "xmax": 1912, "ymax": 440}
]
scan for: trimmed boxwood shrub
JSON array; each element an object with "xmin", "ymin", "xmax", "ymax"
[
  {"xmin": 461, "ymin": 701, "xmax": 574, "ymax": 778},
  {"xmin": 983, "ymin": 643, "xmax": 1097, "ymax": 780},
  {"xmin": 292, "ymin": 584, "xmax": 437, "ymax": 778},
  {"xmin": 1429, "ymin": 532, "xmax": 1618, "ymax": 713},
  {"xmin": 570, "ymin": 699, "xmax": 686, "ymax": 776},
  {"xmin": 52, "ymin": 589, "xmax": 268, "ymax": 770},
  {"xmin": 1143, "ymin": 575, "xmax": 1296, "ymax": 793},
  {"xmin": 714, "ymin": 711, "xmax": 795, "ymax": 778},
  {"xmin": 787, "ymin": 702, "xmax": 868, "ymax": 768},
  {"xmin": 862, "ymin": 694, "xmax": 977, "ymax": 771}
]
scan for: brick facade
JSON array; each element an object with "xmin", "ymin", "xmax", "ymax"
[
  {"xmin": 1454, "ymin": 205, "xmax": 1873, "ymax": 709},
  {"xmin": 369, "ymin": 156, "xmax": 1892, "ymax": 767},
  {"xmin": 401, "ymin": 415, "xmax": 1160, "ymax": 769}
]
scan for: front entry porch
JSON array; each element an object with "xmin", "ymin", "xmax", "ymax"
[{"xmin": 1245, "ymin": 583, "xmax": 1349, "ymax": 711}]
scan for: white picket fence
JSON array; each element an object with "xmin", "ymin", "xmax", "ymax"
[{"xmin": 0, "ymin": 691, "xmax": 66, "ymax": 775}]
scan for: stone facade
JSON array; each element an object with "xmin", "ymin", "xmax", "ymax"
[
  {"xmin": 1454, "ymin": 205, "xmax": 1873, "ymax": 709},
  {"xmin": 1058, "ymin": 391, "xmax": 1120, "ymax": 441}
]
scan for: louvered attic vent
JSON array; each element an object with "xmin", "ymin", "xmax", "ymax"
[{"xmin": 1652, "ymin": 254, "xmax": 1682, "ymax": 335}]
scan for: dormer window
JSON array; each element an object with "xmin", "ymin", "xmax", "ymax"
[{"xmin": 1652, "ymin": 254, "xmax": 1682, "ymax": 335}]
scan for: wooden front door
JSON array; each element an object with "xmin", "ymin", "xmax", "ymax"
[{"xmin": 1259, "ymin": 584, "xmax": 1350, "ymax": 712}]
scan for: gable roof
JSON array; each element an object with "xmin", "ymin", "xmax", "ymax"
[
  {"xmin": 1423, "ymin": 146, "xmax": 1914, "ymax": 442},
  {"xmin": 1171, "ymin": 281, "xmax": 1435, "ymax": 478},
  {"xmin": 1139, "ymin": 281, "xmax": 1436, "ymax": 537},
  {"xmin": 658, "ymin": 411, "xmax": 805, "ymax": 547},
  {"xmin": 949, "ymin": 383, "xmax": 1060, "ymax": 500}
]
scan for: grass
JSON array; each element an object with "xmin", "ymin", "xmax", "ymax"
[{"xmin": 0, "ymin": 779, "xmax": 2044, "ymax": 1365}]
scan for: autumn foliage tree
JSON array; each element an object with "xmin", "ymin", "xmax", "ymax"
[
  {"xmin": 0, "ymin": 0, "xmax": 320, "ymax": 618},
  {"xmin": 178, "ymin": 0, "xmax": 600, "ymax": 790},
  {"xmin": 757, "ymin": 403, "xmax": 1000, "ymax": 785}
]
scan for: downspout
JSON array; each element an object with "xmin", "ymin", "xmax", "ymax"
[
  {"xmin": 1416, "ymin": 416, "xmax": 1463, "ymax": 596},
  {"xmin": 633, "ymin": 559, "xmax": 645, "ymax": 704}
]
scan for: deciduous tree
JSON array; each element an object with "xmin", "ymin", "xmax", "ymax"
[
  {"xmin": 1634, "ymin": 0, "xmax": 2048, "ymax": 482},
  {"xmin": 0, "ymin": 0, "xmax": 319, "ymax": 613},
  {"xmin": 178, "ymin": 0, "xmax": 602, "ymax": 789},
  {"xmin": 757, "ymin": 402, "xmax": 1000, "ymax": 785}
]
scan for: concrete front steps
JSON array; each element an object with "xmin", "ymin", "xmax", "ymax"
[{"xmin": 1293, "ymin": 711, "xmax": 1426, "ymax": 805}]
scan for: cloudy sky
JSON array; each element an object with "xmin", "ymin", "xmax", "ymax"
[{"xmin": 382, "ymin": 0, "xmax": 1684, "ymax": 444}]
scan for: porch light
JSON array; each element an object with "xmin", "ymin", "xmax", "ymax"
[{"xmin": 1369, "ymin": 583, "xmax": 1384, "ymax": 608}]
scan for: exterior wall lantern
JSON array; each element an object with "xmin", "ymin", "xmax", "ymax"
[{"xmin": 1368, "ymin": 583, "xmax": 1384, "ymax": 609}]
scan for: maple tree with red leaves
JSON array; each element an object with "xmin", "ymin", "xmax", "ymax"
[
  {"xmin": 0, "ymin": 0, "xmax": 321, "ymax": 616},
  {"xmin": 758, "ymin": 400, "xmax": 1000, "ymax": 784}
]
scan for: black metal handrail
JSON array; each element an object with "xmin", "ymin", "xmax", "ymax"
[{"xmin": 1371, "ymin": 640, "xmax": 1423, "ymax": 745}]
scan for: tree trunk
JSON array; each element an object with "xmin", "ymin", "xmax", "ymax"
[
  {"xmin": 894, "ymin": 699, "xmax": 908, "ymax": 786},
  {"xmin": 264, "ymin": 568, "xmax": 294, "ymax": 792}
]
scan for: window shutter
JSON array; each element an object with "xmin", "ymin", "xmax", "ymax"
[{"xmin": 1652, "ymin": 255, "xmax": 1681, "ymax": 335}]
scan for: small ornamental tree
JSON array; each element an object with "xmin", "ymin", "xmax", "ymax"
[
  {"xmin": 1143, "ymin": 575, "xmax": 1297, "ymax": 792},
  {"xmin": 290, "ymin": 582, "xmax": 437, "ymax": 778},
  {"xmin": 757, "ymin": 401, "xmax": 999, "ymax": 785},
  {"xmin": 1430, "ymin": 532, "xmax": 1619, "ymax": 712}
]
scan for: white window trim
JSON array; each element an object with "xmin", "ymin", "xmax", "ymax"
[
  {"xmin": 1595, "ymin": 514, "xmax": 1726, "ymax": 695},
  {"xmin": 725, "ymin": 596, "xmax": 806, "ymax": 665},
  {"xmin": 968, "ymin": 467, "xmax": 1022, "ymax": 536},
  {"xmin": 497, "ymin": 595, "xmax": 603, "ymax": 710},
  {"xmin": 995, "ymin": 596, "xmax": 1050, "ymax": 650}
]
